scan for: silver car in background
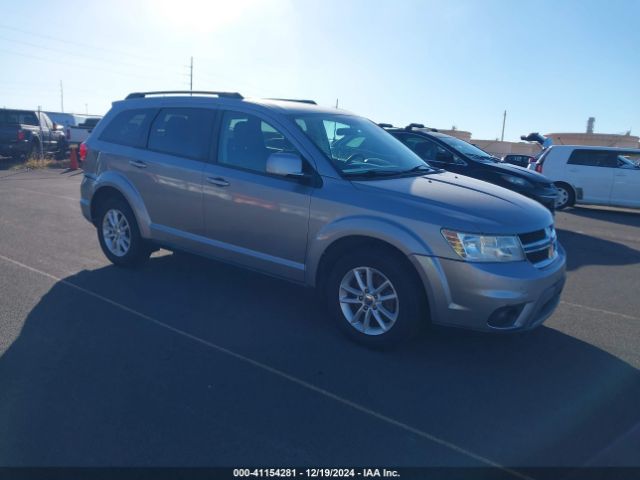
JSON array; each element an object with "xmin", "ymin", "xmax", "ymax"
[{"xmin": 80, "ymin": 91, "xmax": 566, "ymax": 347}]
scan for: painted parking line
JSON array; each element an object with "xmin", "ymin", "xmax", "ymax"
[
  {"xmin": 2, "ymin": 185, "xmax": 78, "ymax": 202},
  {"xmin": 0, "ymin": 252, "xmax": 531, "ymax": 480},
  {"xmin": 560, "ymin": 300, "xmax": 639, "ymax": 322}
]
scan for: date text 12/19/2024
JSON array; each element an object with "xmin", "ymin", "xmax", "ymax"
[{"xmin": 233, "ymin": 469, "xmax": 400, "ymax": 478}]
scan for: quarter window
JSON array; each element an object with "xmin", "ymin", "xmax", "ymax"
[
  {"xmin": 100, "ymin": 109, "xmax": 156, "ymax": 148},
  {"xmin": 148, "ymin": 108, "xmax": 215, "ymax": 161},
  {"xmin": 218, "ymin": 111, "xmax": 299, "ymax": 173}
]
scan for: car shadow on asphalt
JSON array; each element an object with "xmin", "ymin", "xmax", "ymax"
[
  {"xmin": 1, "ymin": 252, "xmax": 639, "ymax": 467},
  {"xmin": 557, "ymin": 228, "xmax": 640, "ymax": 271},
  {"xmin": 566, "ymin": 206, "xmax": 640, "ymax": 229}
]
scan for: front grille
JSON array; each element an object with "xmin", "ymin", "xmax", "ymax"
[
  {"xmin": 519, "ymin": 229, "xmax": 546, "ymax": 244},
  {"xmin": 518, "ymin": 226, "xmax": 558, "ymax": 268}
]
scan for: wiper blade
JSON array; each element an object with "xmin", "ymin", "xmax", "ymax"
[
  {"xmin": 343, "ymin": 169, "xmax": 403, "ymax": 178},
  {"xmin": 467, "ymin": 153, "xmax": 497, "ymax": 162},
  {"xmin": 398, "ymin": 164, "xmax": 433, "ymax": 174}
]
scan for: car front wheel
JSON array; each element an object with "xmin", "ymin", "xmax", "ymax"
[{"xmin": 326, "ymin": 249, "xmax": 425, "ymax": 348}]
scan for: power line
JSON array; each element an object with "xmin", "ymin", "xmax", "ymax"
[
  {"xmin": 0, "ymin": 34, "xmax": 181, "ymax": 74},
  {"xmin": 0, "ymin": 23, "xmax": 168, "ymax": 64},
  {"xmin": 0, "ymin": 47, "xmax": 181, "ymax": 83}
]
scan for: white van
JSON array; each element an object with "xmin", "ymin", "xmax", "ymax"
[{"xmin": 530, "ymin": 145, "xmax": 640, "ymax": 209}]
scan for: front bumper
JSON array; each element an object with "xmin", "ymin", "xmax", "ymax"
[{"xmin": 411, "ymin": 244, "xmax": 566, "ymax": 332}]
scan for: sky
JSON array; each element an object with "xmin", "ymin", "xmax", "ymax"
[{"xmin": 0, "ymin": 0, "xmax": 638, "ymax": 141}]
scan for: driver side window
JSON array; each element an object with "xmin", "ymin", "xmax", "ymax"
[
  {"xmin": 401, "ymin": 135, "xmax": 461, "ymax": 164},
  {"xmin": 218, "ymin": 111, "xmax": 300, "ymax": 174}
]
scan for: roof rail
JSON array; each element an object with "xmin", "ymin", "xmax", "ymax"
[
  {"xmin": 378, "ymin": 123, "xmax": 394, "ymax": 128},
  {"xmin": 125, "ymin": 91, "xmax": 243, "ymax": 100},
  {"xmin": 265, "ymin": 98, "xmax": 317, "ymax": 105},
  {"xmin": 405, "ymin": 123, "xmax": 439, "ymax": 132}
]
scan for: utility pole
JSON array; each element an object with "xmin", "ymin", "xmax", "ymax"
[
  {"xmin": 37, "ymin": 105, "xmax": 44, "ymax": 159},
  {"xmin": 190, "ymin": 56, "xmax": 193, "ymax": 93},
  {"xmin": 85, "ymin": 103, "xmax": 88, "ymax": 115},
  {"xmin": 500, "ymin": 110, "xmax": 507, "ymax": 142},
  {"xmin": 335, "ymin": 98, "xmax": 339, "ymax": 108},
  {"xmin": 60, "ymin": 81, "xmax": 64, "ymax": 113}
]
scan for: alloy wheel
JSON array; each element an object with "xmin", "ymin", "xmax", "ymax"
[
  {"xmin": 339, "ymin": 266, "xmax": 399, "ymax": 335},
  {"xmin": 102, "ymin": 208, "xmax": 131, "ymax": 257}
]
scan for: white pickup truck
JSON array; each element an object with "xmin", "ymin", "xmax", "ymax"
[{"xmin": 67, "ymin": 117, "xmax": 101, "ymax": 147}]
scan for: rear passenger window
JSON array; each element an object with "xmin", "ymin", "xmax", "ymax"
[
  {"xmin": 148, "ymin": 108, "xmax": 215, "ymax": 161},
  {"xmin": 568, "ymin": 150, "xmax": 618, "ymax": 168},
  {"xmin": 100, "ymin": 109, "xmax": 156, "ymax": 148}
]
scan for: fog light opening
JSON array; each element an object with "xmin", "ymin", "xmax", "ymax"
[{"xmin": 487, "ymin": 304, "xmax": 525, "ymax": 329}]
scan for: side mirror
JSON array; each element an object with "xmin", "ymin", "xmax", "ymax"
[
  {"xmin": 435, "ymin": 151, "xmax": 454, "ymax": 163},
  {"xmin": 266, "ymin": 152, "xmax": 305, "ymax": 179}
]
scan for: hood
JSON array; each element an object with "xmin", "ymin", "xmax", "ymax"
[
  {"xmin": 352, "ymin": 171, "xmax": 553, "ymax": 233},
  {"xmin": 485, "ymin": 161, "xmax": 551, "ymax": 183}
]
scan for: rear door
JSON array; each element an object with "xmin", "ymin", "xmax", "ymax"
[
  {"xmin": 565, "ymin": 149, "xmax": 616, "ymax": 204},
  {"xmin": 98, "ymin": 107, "xmax": 214, "ymax": 240},
  {"xmin": 610, "ymin": 152, "xmax": 640, "ymax": 208}
]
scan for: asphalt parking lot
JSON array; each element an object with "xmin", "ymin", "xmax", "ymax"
[{"xmin": 0, "ymin": 168, "xmax": 639, "ymax": 474}]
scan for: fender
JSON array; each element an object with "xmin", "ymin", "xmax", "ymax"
[
  {"xmin": 305, "ymin": 214, "xmax": 434, "ymax": 286},
  {"xmin": 92, "ymin": 171, "xmax": 153, "ymax": 238}
]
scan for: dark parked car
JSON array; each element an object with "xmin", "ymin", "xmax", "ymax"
[
  {"xmin": 382, "ymin": 124, "xmax": 558, "ymax": 211},
  {"xmin": 502, "ymin": 154, "xmax": 536, "ymax": 168},
  {"xmin": 0, "ymin": 108, "xmax": 67, "ymax": 160}
]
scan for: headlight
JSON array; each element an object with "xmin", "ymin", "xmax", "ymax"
[
  {"xmin": 442, "ymin": 229, "xmax": 525, "ymax": 262},
  {"xmin": 502, "ymin": 175, "xmax": 532, "ymax": 188}
]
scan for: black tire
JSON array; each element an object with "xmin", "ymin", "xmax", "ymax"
[
  {"xmin": 28, "ymin": 139, "xmax": 42, "ymax": 159},
  {"xmin": 554, "ymin": 182, "xmax": 575, "ymax": 210},
  {"xmin": 55, "ymin": 139, "xmax": 68, "ymax": 160},
  {"xmin": 96, "ymin": 196, "xmax": 151, "ymax": 267},
  {"xmin": 325, "ymin": 248, "xmax": 426, "ymax": 348}
]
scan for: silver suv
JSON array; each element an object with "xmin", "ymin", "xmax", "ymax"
[{"xmin": 80, "ymin": 91, "xmax": 566, "ymax": 347}]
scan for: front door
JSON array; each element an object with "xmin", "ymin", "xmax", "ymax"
[
  {"xmin": 566, "ymin": 149, "xmax": 616, "ymax": 205},
  {"xmin": 611, "ymin": 153, "xmax": 640, "ymax": 208},
  {"xmin": 202, "ymin": 110, "xmax": 313, "ymax": 281}
]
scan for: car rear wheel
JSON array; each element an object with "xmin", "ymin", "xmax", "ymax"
[
  {"xmin": 554, "ymin": 183, "xmax": 574, "ymax": 210},
  {"xmin": 326, "ymin": 249, "xmax": 425, "ymax": 348},
  {"xmin": 97, "ymin": 197, "xmax": 151, "ymax": 267}
]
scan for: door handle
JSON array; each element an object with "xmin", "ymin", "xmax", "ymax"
[
  {"xmin": 206, "ymin": 176, "xmax": 230, "ymax": 187},
  {"xmin": 129, "ymin": 160, "xmax": 147, "ymax": 169}
]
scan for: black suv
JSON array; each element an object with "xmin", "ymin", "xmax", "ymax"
[{"xmin": 383, "ymin": 124, "xmax": 558, "ymax": 211}]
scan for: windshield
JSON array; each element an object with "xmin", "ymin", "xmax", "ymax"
[
  {"xmin": 293, "ymin": 114, "xmax": 430, "ymax": 177},
  {"xmin": 619, "ymin": 153, "xmax": 640, "ymax": 167},
  {"xmin": 437, "ymin": 136, "xmax": 497, "ymax": 162}
]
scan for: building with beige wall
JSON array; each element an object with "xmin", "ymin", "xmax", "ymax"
[
  {"xmin": 434, "ymin": 128, "xmax": 639, "ymax": 158},
  {"xmin": 544, "ymin": 132, "xmax": 639, "ymax": 148}
]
